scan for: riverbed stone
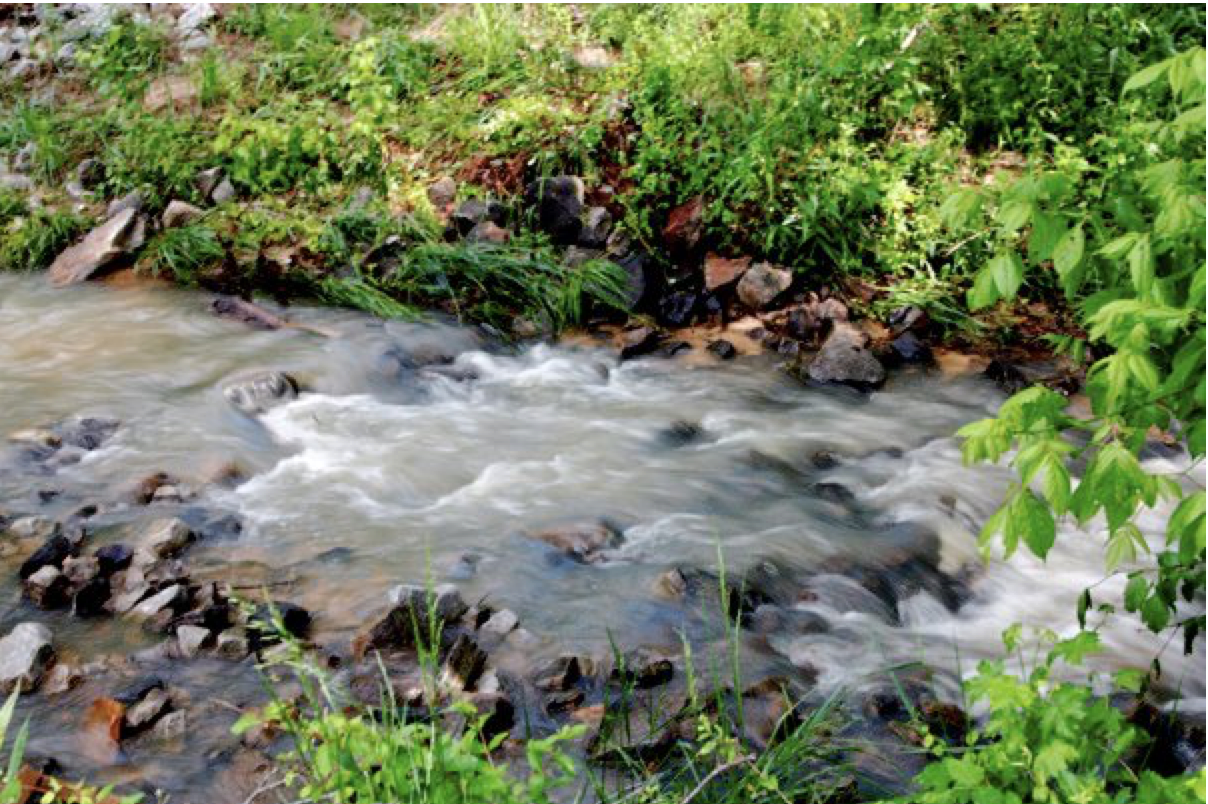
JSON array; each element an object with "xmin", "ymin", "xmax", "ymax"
[
  {"xmin": 176, "ymin": 625, "xmax": 213, "ymax": 658},
  {"xmin": 130, "ymin": 584, "xmax": 187, "ymax": 621},
  {"xmin": 806, "ymin": 323, "xmax": 886, "ymax": 389},
  {"xmin": 442, "ymin": 633, "xmax": 487, "ymax": 691},
  {"xmin": 61, "ymin": 555, "xmax": 100, "ymax": 587},
  {"xmin": 479, "ymin": 609, "xmax": 518, "ymax": 640},
  {"xmin": 215, "ymin": 630, "xmax": 250, "ymax": 660},
  {"xmin": 72, "ymin": 576, "xmax": 112, "ymax": 618},
  {"xmin": 19, "ymin": 534, "xmax": 72, "ymax": 579},
  {"xmin": 707, "ymin": 339, "xmax": 737, "ymax": 360},
  {"xmin": 6, "ymin": 515, "xmax": 58, "ymax": 541},
  {"xmin": 124, "ymin": 687, "xmax": 172, "ymax": 735},
  {"xmin": 889, "ymin": 331, "xmax": 933, "ymax": 365},
  {"xmin": 534, "ymin": 655, "xmax": 583, "ymax": 692},
  {"xmin": 0, "ymin": 623, "xmax": 55, "ymax": 693},
  {"xmin": 737, "ymin": 262, "xmax": 792, "ymax": 310},
  {"xmin": 528, "ymin": 521, "xmax": 623, "ymax": 564},
  {"xmin": 48, "ymin": 207, "xmax": 146, "ymax": 286},
  {"xmin": 140, "ymin": 517, "xmax": 194, "ymax": 559},
  {"xmin": 95, "ymin": 543, "xmax": 133, "ymax": 576},
  {"xmin": 611, "ymin": 648, "xmax": 674, "ymax": 689},
  {"xmin": 24, "ymin": 566, "xmax": 69, "ymax": 608},
  {"xmin": 355, "ymin": 585, "xmax": 467, "ymax": 657},
  {"xmin": 221, "ymin": 370, "xmax": 298, "ymax": 414}
]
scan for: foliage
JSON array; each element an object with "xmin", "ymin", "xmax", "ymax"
[
  {"xmin": 954, "ymin": 47, "xmax": 1206, "ymax": 652},
  {"xmin": 98, "ymin": 111, "xmax": 209, "ymax": 208},
  {"xmin": 894, "ymin": 628, "xmax": 1205, "ymax": 804},
  {"xmin": 0, "ymin": 102, "xmax": 71, "ymax": 183},
  {"xmin": 0, "ymin": 207, "xmax": 89, "ymax": 272},
  {"xmin": 77, "ymin": 18, "xmax": 169, "ymax": 101},
  {"xmin": 138, "ymin": 222, "xmax": 225, "ymax": 284}
]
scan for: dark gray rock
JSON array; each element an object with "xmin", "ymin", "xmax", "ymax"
[
  {"xmin": 525, "ymin": 176, "xmax": 584, "ymax": 245},
  {"xmin": 579, "ymin": 206, "xmax": 612, "ymax": 248},
  {"xmin": 707, "ymin": 339, "xmax": 737, "ymax": 360},
  {"xmin": 19, "ymin": 535, "xmax": 72, "ymax": 579},
  {"xmin": 806, "ymin": 323, "xmax": 886, "ymax": 389},
  {"xmin": 889, "ymin": 332, "xmax": 933, "ymax": 365},
  {"xmin": 24, "ymin": 566, "xmax": 69, "ymax": 609}
]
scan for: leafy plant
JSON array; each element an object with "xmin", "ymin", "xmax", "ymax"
[
  {"xmin": 76, "ymin": 18, "xmax": 170, "ymax": 101},
  {"xmin": 953, "ymin": 46, "xmax": 1206, "ymax": 651},
  {"xmin": 893, "ymin": 628, "xmax": 1205, "ymax": 804},
  {"xmin": 0, "ymin": 208, "xmax": 89, "ymax": 271},
  {"xmin": 138, "ymin": 222, "xmax": 226, "ymax": 284}
]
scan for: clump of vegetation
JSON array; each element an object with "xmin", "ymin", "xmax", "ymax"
[
  {"xmin": 138, "ymin": 222, "xmax": 225, "ymax": 284},
  {"xmin": 0, "ymin": 207, "xmax": 90, "ymax": 272}
]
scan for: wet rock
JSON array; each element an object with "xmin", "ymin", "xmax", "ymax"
[
  {"xmin": 613, "ymin": 250, "xmax": 649, "ymax": 311},
  {"xmin": 703, "ymin": 253, "xmax": 751, "ymax": 292},
  {"xmin": 740, "ymin": 677, "xmax": 802, "ymax": 750},
  {"xmin": 72, "ymin": 577, "xmax": 112, "ymax": 618},
  {"xmin": 161, "ymin": 199, "xmax": 203, "ymax": 229},
  {"xmin": 130, "ymin": 584, "xmax": 188, "ymax": 622},
  {"xmin": 529, "ymin": 521, "xmax": 623, "ymax": 564},
  {"xmin": 427, "ymin": 176, "xmax": 457, "ymax": 210},
  {"xmin": 466, "ymin": 220, "xmax": 510, "ymax": 245},
  {"xmin": 355, "ymin": 585, "xmax": 467, "ymax": 657},
  {"xmin": 983, "ymin": 359, "xmax": 1029, "ymax": 395},
  {"xmin": 210, "ymin": 296, "xmax": 286, "ymax": 331},
  {"xmin": 661, "ymin": 196, "xmax": 704, "ymax": 256},
  {"xmin": 611, "ymin": 649, "xmax": 673, "ymax": 690},
  {"xmin": 579, "ymin": 206, "xmax": 612, "ymax": 249},
  {"xmin": 479, "ymin": 609, "xmax": 518, "ymax": 641},
  {"xmin": 215, "ymin": 631, "xmax": 250, "ymax": 660},
  {"xmin": 619, "ymin": 327, "xmax": 663, "ymax": 361},
  {"xmin": 461, "ymin": 692, "xmax": 514, "ymax": 740},
  {"xmin": 6, "ymin": 515, "xmax": 58, "ymax": 541},
  {"xmin": 19, "ymin": 534, "xmax": 72, "ymax": 579},
  {"xmin": 811, "ymin": 450, "xmax": 840, "ymax": 470},
  {"xmin": 736, "ymin": 263, "xmax": 792, "ymax": 310},
  {"xmin": 42, "ymin": 663, "xmax": 84, "ymax": 695},
  {"xmin": 656, "ymin": 290, "xmax": 698, "ymax": 327},
  {"xmin": 55, "ymin": 417, "xmax": 119, "ymax": 451},
  {"xmin": 660, "ymin": 421, "xmax": 703, "ymax": 447},
  {"xmin": 707, "ymin": 339, "xmax": 737, "ymax": 360},
  {"xmin": 0, "ymin": 623, "xmax": 55, "ymax": 693},
  {"xmin": 811, "ymin": 482, "xmax": 857, "ymax": 506},
  {"xmin": 525, "ymin": 176, "xmax": 584, "ymax": 245},
  {"xmin": 441, "ymin": 634, "xmax": 487, "ymax": 691},
  {"xmin": 95, "ymin": 543, "xmax": 133, "ymax": 576},
  {"xmin": 785, "ymin": 295, "xmax": 849, "ymax": 343},
  {"xmin": 124, "ymin": 687, "xmax": 171, "ymax": 735},
  {"xmin": 149, "ymin": 710, "xmax": 188, "ymax": 742},
  {"xmin": 221, "ymin": 370, "xmax": 298, "ymax": 414},
  {"xmin": 451, "ymin": 198, "xmax": 508, "ymax": 236},
  {"xmin": 535, "ymin": 655, "xmax": 583, "ymax": 692},
  {"xmin": 545, "ymin": 688, "xmax": 585, "ymax": 714},
  {"xmin": 248, "ymin": 601, "xmax": 312, "ymax": 649},
  {"xmin": 886, "ymin": 332, "xmax": 933, "ymax": 366},
  {"xmin": 176, "ymin": 625, "xmax": 213, "ymax": 658},
  {"xmin": 61, "ymin": 555, "xmax": 99, "ymax": 587},
  {"xmin": 806, "ymin": 323, "xmax": 886, "ymax": 390},
  {"xmin": 48, "ymin": 207, "xmax": 146, "ymax": 286},
  {"xmin": 24, "ymin": 566, "xmax": 69, "ymax": 608},
  {"xmin": 139, "ymin": 517, "xmax": 194, "ymax": 559},
  {"xmin": 658, "ymin": 340, "xmax": 692, "ymax": 358},
  {"xmin": 7, "ymin": 429, "xmax": 62, "ymax": 450}
]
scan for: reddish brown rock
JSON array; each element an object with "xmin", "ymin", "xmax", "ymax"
[
  {"xmin": 703, "ymin": 253, "xmax": 751, "ymax": 291},
  {"xmin": 661, "ymin": 196, "xmax": 704, "ymax": 254}
]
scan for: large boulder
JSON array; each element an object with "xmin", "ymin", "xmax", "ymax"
[
  {"xmin": 736, "ymin": 263, "xmax": 792, "ymax": 310},
  {"xmin": 48, "ymin": 207, "xmax": 147, "ymax": 286},
  {"xmin": 0, "ymin": 623, "xmax": 55, "ymax": 693},
  {"xmin": 806, "ymin": 323, "xmax": 886, "ymax": 390},
  {"xmin": 525, "ymin": 176, "xmax": 584, "ymax": 245}
]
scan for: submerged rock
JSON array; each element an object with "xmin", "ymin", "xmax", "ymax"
[
  {"xmin": 221, "ymin": 370, "xmax": 298, "ymax": 414},
  {"xmin": 528, "ymin": 521, "xmax": 623, "ymax": 564},
  {"xmin": 0, "ymin": 623, "xmax": 55, "ymax": 693},
  {"xmin": 19, "ymin": 534, "xmax": 72, "ymax": 580}
]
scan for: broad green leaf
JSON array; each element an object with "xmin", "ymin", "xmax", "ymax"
[
  {"xmin": 1122, "ymin": 58, "xmax": 1171, "ymax": 94},
  {"xmin": 1124, "ymin": 575, "xmax": 1149, "ymax": 611},
  {"xmin": 1018, "ymin": 490, "xmax": 1056, "ymax": 558},
  {"xmin": 989, "ymin": 251, "xmax": 1024, "ymax": 299},
  {"xmin": 998, "ymin": 201, "xmax": 1033, "ymax": 233},
  {"xmin": 1028, "ymin": 212, "xmax": 1063, "ymax": 265},
  {"xmin": 968, "ymin": 266, "xmax": 1000, "ymax": 310},
  {"xmin": 1098, "ymin": 232, "xmax": 1139, "ymax": 261},
  {"xmin": 1128, "ymin": 234, "xmax": 1154, "ymax": 296},
  {"xmin": 1141, "ymin": 594, "xmax": 1171, "ymax": 632}
]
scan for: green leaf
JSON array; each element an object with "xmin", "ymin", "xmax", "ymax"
[
  {"xmin": 1124, "ymin": 575, "xmax": 1149, "ymax": 611},
  {"xmin": 1028, "ymin": 212, "xmax": 1063, "ymax": 265},
  {"xmin": 1018, "ymin": 490, "xmax": 1056, "ymax": 558},
  {"xmin": 1098, "ymin": 232, "xmax": 1139, "ymax": 261},
  {"xmin": 1128, "ymin": 234, "xmax": 1154, "ymax": 297},
  {"xmin": 989, "ymin": 251, "xmax": 1024, "ymax": 300},
  {"xmin": 1052, "ymin": 224, "xmax": 1084, "ymax": 275},
  {"xmin": 1122, "ymin": 58, "xmax": 1171, "ymax": 94},
  {"xmin": 998, "ymin": 201, "xmax": 1033, "ymax": 233},
  {"xmin": 1141, "ymin": 594, "xmax": 1171, "ymax": 632},
  {"xmin": 968, "ymin": 266, "xmax": 1000, "ymax": 310}
]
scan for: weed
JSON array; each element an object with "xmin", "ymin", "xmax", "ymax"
[
  {"xmin": 0, "ymin": 208, "xmax": 89, "ymax": 272},
  {"xmin": 138, "ymin": 222, "xmax": 225, "ymax": 284}
]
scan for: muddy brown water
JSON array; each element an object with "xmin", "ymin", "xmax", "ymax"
[{"xmin": 0, "ymin": 274, "xmax": 1202, "ymax": 800}]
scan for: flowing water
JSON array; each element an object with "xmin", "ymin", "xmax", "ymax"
[{"xmin": 0, "ymin": 274, "xmax": 1203, "ymax": 799}]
